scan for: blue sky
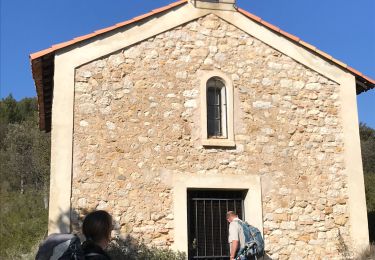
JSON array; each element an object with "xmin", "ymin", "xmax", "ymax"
[{"xmin": 1, "ymin": 0, "xmax": 374, "ymax": 127}]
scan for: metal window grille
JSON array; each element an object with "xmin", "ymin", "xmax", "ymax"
[
  {"xmin": 188, "ymin": 190, "xmax": 245, "ymax": 260},
  {"xmin": 207, "ymin": 78, "xmax": 226, "ymax": 137}
]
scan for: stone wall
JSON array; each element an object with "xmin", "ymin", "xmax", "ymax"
[{"xmin": 72, "ymin": 14, "xmax": 349, "ymax": 259}]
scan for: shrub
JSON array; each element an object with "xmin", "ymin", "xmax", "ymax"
[
  {"xmin": 356, "ymin": 243, "xmax": 375, "ymax": 260},
  {"xmin": 364, "ymin": 173, "xmax": 375, "ymax": 242},
  {"xmin": 0, "ymin": 191, "xmax": 48, "ymax": 259},
  {"xmin": 107, "ymin": 236, "xmax": 186, "ymax": 260},
  {"xmin": 364, "ymin": 174, "xmax": 375, "ymax": 212}
]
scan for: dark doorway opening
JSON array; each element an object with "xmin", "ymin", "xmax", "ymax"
[{"xmin": 187, "ymin": 189, "xmax": 246, "ymax": 260}]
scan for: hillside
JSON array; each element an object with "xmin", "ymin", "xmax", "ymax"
[{"xmin": 0, "ymin": 95, "xmax": 50, "ymax": 259}]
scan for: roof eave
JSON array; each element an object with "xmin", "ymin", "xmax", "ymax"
[
  {"xmin": 356, "ymin": 77, "xmax": 375, "ymax": 94},
  {"xmin": 31, "ymin": 53, "xmax": 54, "ymax": 132}
]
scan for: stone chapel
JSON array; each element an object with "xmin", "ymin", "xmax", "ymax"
[{"xmin": 30, "ymin": 0, "xmax": 374, "ymax": 259}]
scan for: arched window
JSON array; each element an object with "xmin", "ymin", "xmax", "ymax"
[
  {"xmin": 200, "ymin": 71, "xmax": 234, "ymax": 147},
  {"xmin": 206, "ymin": 77, "xmax": 227, "ymax": 138}
]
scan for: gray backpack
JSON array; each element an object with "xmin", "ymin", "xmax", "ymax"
[{"xmin": 36, "ymin": 234, "xmax": 85, "ymax": 260}]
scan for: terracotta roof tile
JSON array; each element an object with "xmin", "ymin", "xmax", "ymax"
[
  {"xmin": 347, "ymin": 66, "xmax": 364, "ymax": 77},
  {"xmin": 168, "ymin": 0, "xmax": 187, "ymax": 7},
  {"xmin": 363, "ymin": 75, "xmax": 375, "ymax": 84},
  {"xmin": 29, "ymin": 0, "xmax": 188, "ymax": 60},
  {"xmin": 238, "ymin": 8, "xmax": 262, "ymax": 22},
  {"xmin": 74, "ymin": 34, "xmax": 96, "ymax": 42},
  {"xmin": 260, "ymin": 20, "xmax": 280, "ymax": 32},
  {"xmin": 315, "ymin": 48, "xmax": 333, "ymax": 60},
  {"xmin": 330, "ymin": 57, "xmax": 348, "ymax": 69},
  {"xmin": 237, "ymin": 8, "xmax": 374, "ymax": 88},
  {"xmin": 152, "ymin": 6, "xmax": 174, "ymax": 13},
  {"xmin": 132, "ymin": 12, "xmax": 154, "ymax": 22},
  {"xmin": 31, "ymin": 1, "xmax": 373, "ymax": 87},
  {"xmin": 94, "ymin": 25, "xmax": 119, "ymax": 34},
  {"xmin": 279, "ymin": 29, "xmax": 300, "ymax": 42},
  {"xmin": 115, "ymin": 20, "xmax": 134, "ymax": 27},
  {"xmin": 299, "ymin": 40, "xmax": 317, "ymax": 51},
  {"xmin": 30, "ymin": 48, "xmax": 54, "ymax": 60},
  {"xmin": 52, "ymin": 40, "xmax": 77, "ymax": 50}
]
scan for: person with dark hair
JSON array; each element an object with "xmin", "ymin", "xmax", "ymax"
[{"xmin": 81, "ymin": 210, "xmax": 113, "ymax": 260}]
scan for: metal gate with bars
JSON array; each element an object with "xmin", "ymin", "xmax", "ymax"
[{"xmin": 187, "ymin": 189, "xmax": 246, "ymax": 260}]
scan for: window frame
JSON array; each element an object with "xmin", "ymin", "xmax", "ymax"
[
  {"xmin": 207, "ymin": 77, "xmax": 226, "ymax": 138},
  {"xmin": 200, "ymin": 71, "xmax": 235, "ymax": 147}
]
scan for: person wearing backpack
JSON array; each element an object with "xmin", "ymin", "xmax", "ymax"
[
  {"xmin": 226, "ymin": 211, "xmax": 246, "ymax": 260},
  {"xmin": 226, "ymin": 211, "xmax": 264, "ymax": 260},
  {"xmin": 35, "ymin": 210, "xmax": 113, "ymax": 260},
  {"xmin": 81, "ymin": 210, "xmax": 113, "ymax": 260}
]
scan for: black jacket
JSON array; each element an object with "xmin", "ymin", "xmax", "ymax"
[{"xmin": 81, "ymin": 240, "xmax": 111, "ymax": 260}]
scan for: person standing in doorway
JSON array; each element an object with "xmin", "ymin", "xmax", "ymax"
[{"xmin": 226, "ymin": 211, "xmax": 246, "ymax": 260}]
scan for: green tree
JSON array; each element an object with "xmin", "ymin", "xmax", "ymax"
[
  {"xmin": 359, "ymin": 123, "xmax": 375, "ymax": 175},
  {"xmin": 0, "ymin": 95, "xmax": 17, "ymax": 146},
  {"xmin": 0, "ymin": 94, "xmax": 20, "ymax": 124},
  {"xmin": 0, "ymin": 95, "xmax": 38, "ymax": 147},
  {"xmin": 0, "ymin": 120, "xmax": 50, "ymax": 193},
  {"xmin": 0, "ymin": 96, "xmax": 49, "ymax": 193},
  {"xmin": 0, "ymin": 96, "xmax": 50, "ymax": 258},
  {"xmin": 359, "ymin": 123, "xmax": 375, "ymax": 242},
  {"xmin": 0, "ymin": 95, "xmax": 37, "ymax": 124}
]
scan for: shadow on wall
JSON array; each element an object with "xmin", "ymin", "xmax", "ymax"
[
  {"xmin": 107, "ymin": 237, "xmax": 275, "ymax": 260},
  {"xmin": 48, "ymin": 208, "xmax": 275, "ymax": 260},
  {"xmin": 48, "ymin": 208, "xmax": 186, "ymax": 260},
  {"xmin": 52, "ymin": 208, "xmax": 77, "ymax": 234},
  {"xmin": 44, "ymin": 207, "xmax": 375, "ymax": 260},
  {"xmin": 49, "ymin": 207, "xmax": 91, "ymax": 234}
]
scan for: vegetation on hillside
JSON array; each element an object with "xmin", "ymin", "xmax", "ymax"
[
  {"xmin": 360, "ymin": 123, "xmax": 375, "ymax": 176},
  {"xmin": 0, "ymin": 95, "xmax": 50, "ymax": 259},
  {"xmin": 0, "ymin": 94, "xmax": 374, "ymax": 258},
  {"xmin": 360, "ymin": 123, "xmax": 375, "ymax": 243}
]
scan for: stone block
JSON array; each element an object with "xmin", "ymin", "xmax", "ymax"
[{"xmin": 253, "ymin": 101, "xmax": 272, "ymax": 109}]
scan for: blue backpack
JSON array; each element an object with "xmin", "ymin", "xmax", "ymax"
[{"xmin": 235, "ymin": 220, "xmax": 264, "ymax": 260}]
